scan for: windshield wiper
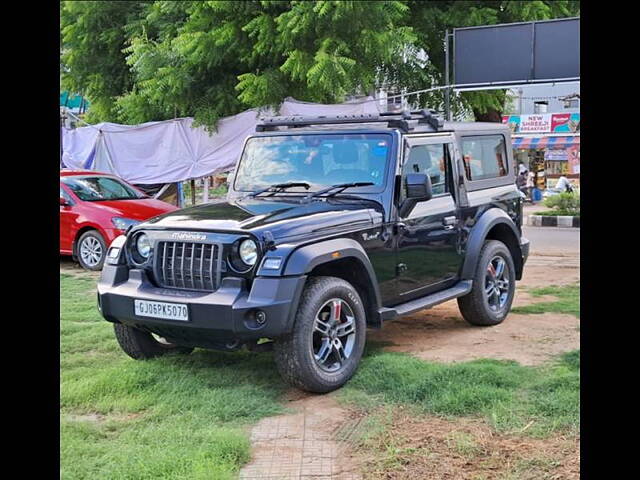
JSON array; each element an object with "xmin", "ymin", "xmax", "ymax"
[
  {"xmin": 249, "ymin": 182, "xmax": 311, "ymax": 198},
  {"xmin": 306, "ymin": 182, "xmax": 374, "ymax": 200}
]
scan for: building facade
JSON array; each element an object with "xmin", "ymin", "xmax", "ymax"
[{"xmin": 504, "ymin": 83, "xmax": 580, "ymax": 190}]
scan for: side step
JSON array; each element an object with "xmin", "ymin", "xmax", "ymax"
[{"xmin": 378, "ymin": 280, "xmax": 473, "ymax": 322}]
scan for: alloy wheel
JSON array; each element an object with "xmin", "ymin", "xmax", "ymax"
[
  {"xmin": 80, "ymin": 236, "xmax": 103, "ymax": 267},
  {"xmin": 484, "ymin": 255, "xmax": 510, "ymax": 311},
  {"xmin": 312, "ymin": 298, "xmax": 357, "ymax": 372}
]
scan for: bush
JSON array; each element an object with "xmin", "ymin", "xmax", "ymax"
[{"xmin": 542, "ymin": 192, "xmax": 580, "ymax": 215}]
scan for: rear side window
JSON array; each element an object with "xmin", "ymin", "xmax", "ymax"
[{"xmin": 461, "ymin": 135, "xmax": 508, "ymax": 181}]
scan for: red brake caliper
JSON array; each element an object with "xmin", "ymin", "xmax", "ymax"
[
  {"xmin": 487, "ymin": 263, "xmax": 496, "ymax": 278},
  {"xmin": 333, "ymin": 300, "xmax": 342, "ymax": 324}
]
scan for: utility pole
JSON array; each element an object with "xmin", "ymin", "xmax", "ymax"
[
  {"xmin": 444, "ymin": 29, "xmax": 450, "ymax": 121},
  {"xmin": 60, "ymin": 108, "xmax": 66, "ymax": 168}
]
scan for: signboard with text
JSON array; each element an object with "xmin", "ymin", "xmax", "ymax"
[
  {"xmin": 502, "ymin": 113, "xmax": 580, "ymax": 134},
  {"xmin": 520, "ymin": 114, "xmax": 551, "ymax": 133}
]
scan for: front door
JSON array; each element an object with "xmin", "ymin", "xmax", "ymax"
[
  {"xmin": 60, "ymin": 185, "xmax": 76, "ymax": 253},
  {"xmin": 395, "ymin": 135, "xmax": 463, "ymax": 301}
]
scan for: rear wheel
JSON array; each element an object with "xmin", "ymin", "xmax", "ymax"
[
  {"xmin": 274, "ymin": 276, "xmax": 367, "ymax": 393},
  {"xmin": 458, "ymin": 240, "xmax": 516, "ymax": 326},
  {"xmin": 113, "ymin": 324, "xmax": 194, "ymax": 359},
  {"xmin": 77, "ymin": 230, "xmax": 106, "ymax": 271}
]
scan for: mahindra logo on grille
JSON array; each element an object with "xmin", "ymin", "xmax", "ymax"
[{"xmin": 171, "ymin": 232, "xmax": 207, "ymax": 241}]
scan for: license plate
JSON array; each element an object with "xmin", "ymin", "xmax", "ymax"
[{"xmin": 134, "ymin": 300, "xmax": 189, "ymax": 322}]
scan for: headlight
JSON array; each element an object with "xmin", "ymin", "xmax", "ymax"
[
  {"xmin": 136, "ymin": 234, "xmax": 151, "ymax": 259},
  {"xmin": 112, "ymin": 217, "xmax": 141, "ymax": 231},
  {"xmin": 239, "ymin": 239, "xmax": 258, "ymax": 266}
]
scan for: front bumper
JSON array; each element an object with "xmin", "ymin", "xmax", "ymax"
[{"xmin": 97, "ymin": 264, "xmax": 307, "ymax": 348}]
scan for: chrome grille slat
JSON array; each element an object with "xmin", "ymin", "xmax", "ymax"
[
  {"xmin": 199, "ymin": 244, "xmax": 205, "ymax": 290},
  {"xmin": 180, "ymin": 243, "xmax": 186, "ymax": 288},
  {"xmin": 160, "ymin": 242, "xmax": 167, "ymax": 285},
  {"xmin": 208, "ymin": 245, "xmax": 214, "ymax": 291},
  {"xmin": 189, "ymin": 244, "xmax": 195, "ymax": 290},
  {"xmin": 154, "ymin": 241, "xmax": 221, "ymax": 292}
]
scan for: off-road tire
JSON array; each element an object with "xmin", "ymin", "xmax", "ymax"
[
  {"xmin": 457, "ymin": 240, "xmax": 516, "ymax": 326},
  {"xmin": 113, "ymin": 324, "xmax": 194, "ymax": 359},
  {"xmin": 274, "ymin": 276, "xmax": 367, "ymax": 393},
  {"xmin": 76, "ymin": 230, "xmax": 107, "ymax": 271}
]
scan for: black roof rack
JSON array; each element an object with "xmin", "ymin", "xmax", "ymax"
[{"xmin": 255, "ymin": 109, "xmax": 444, "ymax": 133}]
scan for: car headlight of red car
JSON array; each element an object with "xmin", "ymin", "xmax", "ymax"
[{"xmin": 111, "ymin": 217, "xmax": 141, "ymax": 231}]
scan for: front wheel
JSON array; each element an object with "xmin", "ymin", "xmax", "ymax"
[
  {"xmin": 274, "ymin": 276, "xmax": 367, "ymax": 393},
  {"xmin": 77, "ymin": 230, "xmax": 107, "ymax": 271},
  {"xmin": 113, "ymin": 324, "xmax": 194, "ymax": 359},
  {"xmin": 457, "ymin": 240, "xmax": 516, "ymax": 326}
]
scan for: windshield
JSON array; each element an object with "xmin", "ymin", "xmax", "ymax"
[
  {"xmin": 61, "ymin": 176, "xmax": 145, "ymax": 202},
  {"xmin": 234, "ymin": 134, "xmax": 391, "ymax": 193}
]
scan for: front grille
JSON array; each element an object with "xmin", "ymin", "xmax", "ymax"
[{"xmin": 154, "ymin": 242, "xmax": 222, "ymax": 291}]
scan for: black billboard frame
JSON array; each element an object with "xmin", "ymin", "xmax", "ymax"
[
  {"xmin": 450, "ymin": 17, "xmax": 579, "ymax": 89},
  {"xmin": 444, "ymin": 17, "xmax": 580, "ymax": 120}
]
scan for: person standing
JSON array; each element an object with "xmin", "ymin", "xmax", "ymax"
[
  {"xmin": 555, "ymin": 175, "xmax": 574, "ymax": 193},
  {"xmin": 516, "ymin": 168, "xmax": 528, "ymax": 195},
  {"xmin": 526, "ymin": 170, "xmax": 536, "ymax": 201}
]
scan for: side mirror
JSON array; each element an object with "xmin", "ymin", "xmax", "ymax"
[
  {"xmin": 399, "ymin": 173, "xmax": 432, "ymax": 218},
  {"xmin": 60, "ymin": 197, "xmax": 69, "ymax": 207}
]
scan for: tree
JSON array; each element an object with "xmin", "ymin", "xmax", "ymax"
[
  {"xmin": 405, "ymin": 0, "xmax": 581, "ymax": 121},
  {"xmin": 60, "ymin": 1, "xmax": 580, "ymax": 128},
  {"xmin": 60, "ymin": 1, "xmax": 147, "ymax": 123}
]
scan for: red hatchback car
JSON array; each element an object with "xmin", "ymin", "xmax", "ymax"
[{"xmin": 60, "ymin": 170, "xmax": 178, "ymax": 270}]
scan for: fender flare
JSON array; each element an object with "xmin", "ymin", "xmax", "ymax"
[
  {"xmin": 283, "ymin": 237, "xmax": 383, "ymax": 312},
  {"xmin": 460, "ymin": 208, "xmax": 523, "ymax": 280},
  {"xmin": 72, "ymin": 223, "xmax": 111, "ymax": 259}
]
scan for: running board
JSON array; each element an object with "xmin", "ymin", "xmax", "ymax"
[{"xmin": 378, "ymin": 280, "xmax": 473, "ymax": 322}]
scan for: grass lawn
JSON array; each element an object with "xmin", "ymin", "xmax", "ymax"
[
  {"xmin": 60, "ymin": 273, "xmax": 286, "ymax": 479},
  {"xmin": 512, "ymin": 283, "xmax": 580, "ymax": 318},
  {"xmin": 61, "ymin": 273, "xmax": 579, "ymax": 477},
  {"xmin": 340, "ymin": 347, "xmax": 579, "ymax": 438}
]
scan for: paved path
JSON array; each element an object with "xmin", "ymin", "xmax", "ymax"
[{"xmin": 239, "ymin": 396, "xmax": 363, "ymax": 480}]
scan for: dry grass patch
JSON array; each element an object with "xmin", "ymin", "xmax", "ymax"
[{"xmin": 356, "ymin": 407, "xmax": 579, "ymax": 480}]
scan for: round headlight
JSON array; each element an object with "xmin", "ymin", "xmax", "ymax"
[
  {"xmin": 136, "ymin": 234, "xmax": 151, "ymax": 259},
  {"xmin": 239, "ymin": 239, "xmax": 258, "ymax": 266}
]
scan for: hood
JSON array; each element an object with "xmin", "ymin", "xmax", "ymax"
[
  {"xmin": 91, "ymin": 198, "xmax": 178, "ymax": 221},
  {"xmin": 143, "ymin": 197, "xmax": 381, "ymax": 242}
]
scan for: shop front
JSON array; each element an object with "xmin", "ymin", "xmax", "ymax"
[{"xmin": 503, "ymin": 113, "xmax": 580, "ymax": 190}]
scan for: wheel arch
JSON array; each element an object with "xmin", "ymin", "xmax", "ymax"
[
  {"xmin": 283, "ymin": 238, "xmax": 383, "ymax": 327},
  {"xmin": 461, "ymin": 208, "xmax": 524, "ymax": 281},
  {"xmin": 72, "ymin": 224, "xmax": 108, "ymax": 259}
]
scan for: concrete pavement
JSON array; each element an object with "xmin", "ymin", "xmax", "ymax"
[{"xmin": 523, "ymin": 225, "xmax": 580, "ymax": 257}]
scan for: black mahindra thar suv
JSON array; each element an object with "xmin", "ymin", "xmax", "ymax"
[{"xmin": 97, "ymin": 111, "xmax": 530, "ymax": 392}]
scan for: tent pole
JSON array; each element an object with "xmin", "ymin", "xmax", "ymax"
[
  {"xmin": 191, "ymin": 179, "xmax": 196, "ymax": 205},
  {"xmin": 203, "ymin": 176, "xmax": 209, "ymax": 203},
  {"xmin": 176, "ymin": 182, "xmax": 184, "ymax": 208}
]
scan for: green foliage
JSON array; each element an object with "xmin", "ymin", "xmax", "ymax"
[
  {"xmin": 61, "ymin": 1, "xmax": 580, "ymax": 128},
  {"xmin": 60, "ymin": 1, "xmax": 147, "ymax": 123},
  {"xmin": 542, "ymin": 192, "xmax": 580, "ymax": 215}
]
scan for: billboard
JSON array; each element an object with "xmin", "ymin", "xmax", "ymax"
[
  {"xmin": 454, "ymin": 17, "xmax": 579, "ymax": 88},
  {"xmin": 502, "ymin": 113, "xmax": 580, "ymax": 134}
]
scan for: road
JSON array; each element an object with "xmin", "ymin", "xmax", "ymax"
[{"xmin": 522, "ymin": 225, "xmax": 579, "ymax": 256}]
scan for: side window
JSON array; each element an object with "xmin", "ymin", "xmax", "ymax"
[
  {"xmin": 461, "ymin": 135, "xmax": 508, "ymax": 181},
  {"xmin": 402, "ymin": 142, "xmax": 451, "ymax": 198}
]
